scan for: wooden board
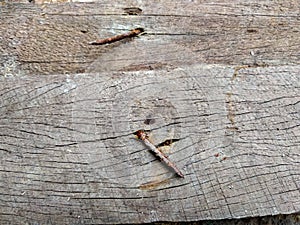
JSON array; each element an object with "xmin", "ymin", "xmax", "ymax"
[
  {"xmin": 1, "ymin": 64, "xmax": 299, "ymax": 224},
  {"xmin": 0, "ymin": 0, "xmax": 299, "ymax": 76},
  {"xmin": 0, "ymin": 1, "xmax": 299, "ymax": 224}
]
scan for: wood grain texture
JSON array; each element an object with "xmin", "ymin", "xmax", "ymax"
[
  {"xmin": 0, "ymin": 64, "xmax": 299, "ymax": 224},
  {"xmin": 0, "ymin": 0, "xmax": 299, "ymax": 224},
  {"xmin": 0, "ymin": 0, "xmax": 299, "ymax": 75}
]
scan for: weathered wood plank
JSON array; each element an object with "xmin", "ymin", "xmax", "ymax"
[
  {"xmin": 1, "ymin": 0, "xmax": 299, "ymax": 224},
  {"xmin": 0, "ymin": 1, "xmax": 299, "ymax": 76},
  {"xmin": 0, "ymin": 64, "xmax": 299, "ymax": 224}
]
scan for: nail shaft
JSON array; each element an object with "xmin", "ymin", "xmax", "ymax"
[
  {"xmin": 89, "ymin": 28, "xmax": 144, "ymax": 45},
  {"xmin": 135, "ymin": 130, "xmax": 184, "ymax": 178}
]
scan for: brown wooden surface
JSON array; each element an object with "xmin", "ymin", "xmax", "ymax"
[
  {"xmin": 1, "ymin": 0, "xmax": 300, "ymax": 76},
  {"xmin": 0, "ymin": 1, "xmax": 299, "ymax": 224}
]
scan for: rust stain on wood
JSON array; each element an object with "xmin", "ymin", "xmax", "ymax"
[
  {"xmin": 232, "ymin": 65, "xmax": 250, "ymax": 80},
  {"xmin": 139, "ymin": 178, "xmax": 171, "ymax": 190},
  {"xmin": 226, "ymin": 92, "xmax": 236, "ymax": 128}
]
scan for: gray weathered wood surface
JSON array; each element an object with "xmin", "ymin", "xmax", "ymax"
[{"xmin": 0, "ymin": 1, "xmax": 299, "ymax": 224}]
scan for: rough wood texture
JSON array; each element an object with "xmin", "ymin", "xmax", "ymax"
[
  {"xmin": 0, "ymin": 0, "xmax": 299, "ymax": 224},
  {"xmin": 1, "ymin": 0, "xmax": 299, "ymax": 75},
  {"xmin": 1, "ymin": 65, "xmax": 299, "ymax": 224}
]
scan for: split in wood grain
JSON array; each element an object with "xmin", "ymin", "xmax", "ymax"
[
  {"xmin": 121, "ymin": 62, "xmax": 170, "ymax": 72},
  {"xmin": 123, "ymin": 7, "xmax": 142, "ymax": 15},
  {"xmin": 156, "ymin": 138, "xmax": 180, "ymax": 148}
]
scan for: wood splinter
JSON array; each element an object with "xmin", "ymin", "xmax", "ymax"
[
  {"xmin": 89, "ymin": 28, "xmax": 144, "ymax": 45},
  {"xmin": 134, "ymin": 130, "xmax": 184, "ymax": 178}
]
